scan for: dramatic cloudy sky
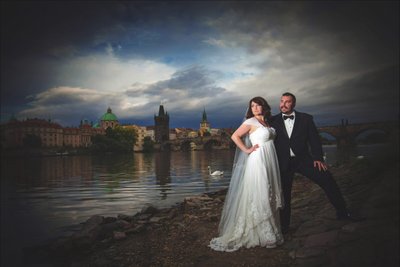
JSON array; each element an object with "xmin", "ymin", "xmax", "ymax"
[{"xmin": 1, "ymin": 1, "xmax": 398, "ymax": 128}]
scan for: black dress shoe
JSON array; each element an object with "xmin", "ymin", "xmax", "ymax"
[{"xmin": 337, "ymin": 212, "xmax": 365, "ymax": 222}]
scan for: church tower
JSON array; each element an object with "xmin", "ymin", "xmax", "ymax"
[
  {"xmin": 100, "ymin": 107, "xmax": 119, "ymax": 130},
  {"xmin": 154, "ymin": 104, "xmax": 169, "ymax": 143},
  {"xmin": 199, "ymin": 108, "xmax": 210, "ymax": 137}
]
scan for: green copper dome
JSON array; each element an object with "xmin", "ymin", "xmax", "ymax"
[{"xmin": 101, "ymin": 107, "xmax": 118, "ymax": 121}]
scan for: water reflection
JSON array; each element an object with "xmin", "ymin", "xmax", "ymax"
[
  {"xmin": 4, "ymin": 156, "xmax": 94, "ymax": 189},
  {"xmin": 2, "ymin": 151, "xmax": 235, "ymax": 228},
  {"xmin": 0, "ymin": 144, "xmax": 392, "ymax": 267},
  {"xmin": 155, "ymin": 152, "xmax": 171, "ymax": 199}
]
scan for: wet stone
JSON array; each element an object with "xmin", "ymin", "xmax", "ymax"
[
  {"xmin": 294, "ymin": 222, "xmax": 329, "ymax": 237},
  {"xmin": 294, "ymin": 247, "xmax": 325, "ymax": 258},
  {"xmin": 113, "ymin": 231, "xmax": 126, "ymax": 240},
  {"xmin": 303, "ymin": 230, "xmax": 339, "ymax": 248}
]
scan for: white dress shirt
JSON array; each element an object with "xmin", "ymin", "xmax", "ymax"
[{"xmin": 283, "ymin": 112, "xmax": 296, "ymax": 157}]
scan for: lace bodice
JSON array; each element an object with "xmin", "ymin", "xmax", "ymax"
[
  {"xmin": 249, "ymin": 126, "xmax": 276, "ymax": 145},
  {"xmin": 244, "ymin": 117, "xmax": 276, "ymax": 145}
]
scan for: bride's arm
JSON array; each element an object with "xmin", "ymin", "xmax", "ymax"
[{"xmin": 231, "ymin": 124, "xmax": 259, "ymax": 154}]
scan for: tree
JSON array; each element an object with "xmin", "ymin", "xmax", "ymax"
[
  {"xmin": 91, "ymin": 126, "xmax": 137, "ymax": 153},
  {"xmin": 143, "ymin": 136, "xmax": 155, "ymax": 152},
  {"xmin": 112, "ymin": 126, "xmax": 137, "ymax": 149}
]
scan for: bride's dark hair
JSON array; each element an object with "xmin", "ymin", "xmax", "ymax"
[{"xmin": 246, "ymin": 96, "xmax": 271, "ymax": 121}]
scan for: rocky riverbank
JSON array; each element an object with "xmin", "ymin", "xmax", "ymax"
[{"xmin": 29, "ymin": 151, "xmax": 398, "ymax": 267}]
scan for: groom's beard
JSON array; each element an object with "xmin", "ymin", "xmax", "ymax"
[{"xmin": 280, "ymin": 108, "xmax": 293, "ymax": 114}]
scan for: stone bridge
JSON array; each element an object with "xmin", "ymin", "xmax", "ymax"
[
  {"xmin": 318, "ymin": 120, "xmax": 398, "ymax": 148},
  {"xmin": 161, "ymin": 135, "xmax": 233, "ymax": 151},
  {"xmin": 160, "ymin": 120, "xmax": 398, "ymax": 151}
]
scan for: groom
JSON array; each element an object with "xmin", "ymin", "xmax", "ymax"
[{"xmin": 271, "ymin": 92, "xmax": 357, "ymax": 234}]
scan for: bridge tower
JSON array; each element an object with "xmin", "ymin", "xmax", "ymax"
[
  {"xmin": 199, "ymin": 108, "xmax": 210, "ymax": 137},
  {"xmin": 154, "ymin": 104, "xmax": 169, "ymax": 143},
  {"xmin": 336, "ymin": 119, "xmax": 356, "ymax": 149}
]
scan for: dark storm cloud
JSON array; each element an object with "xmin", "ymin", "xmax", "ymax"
[
  {"xmin": 296, "ymin": 65, "xmax": 399, "ymax": 125},
  {"xmin": 149, "ymin": 65, "xmax": 225, "ymax": 97},
  {"xmin": 212, "ymin": 1, "xmax": 399, "ymax": 126},
  {"xmin": 1, "ymin": 2, "xmax": 117, "ymax": 56},
  {"xmin": 1, "ymin": 2, "xmax": 115, "ymax": 110},
  {"xmin": 125, "ymin": 66, "xmax": 226, "ymax": 115},
  {"xmin": 1, "ymin": 1, "xmax": 398, "ymax": 127},
  {"xmin": 122, "ymin": 63, "xmax": 248, "ymax": 128},
  {"xmin": 221, "ymin": 2, "xmax": 398, "ymax": 73},
  {"xmin": 16, "ymin": 86, "xmax": 122, "ymax": 126},
  {"xmin": 1, "ymin": 1, "xmax": 219, "ymax": 112}
]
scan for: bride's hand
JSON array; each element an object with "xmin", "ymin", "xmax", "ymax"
[{"xmin": 247, "ymin": 144, "xmax": 259, "ymax": 154}]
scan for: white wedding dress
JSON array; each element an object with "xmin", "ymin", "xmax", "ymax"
[{"xmin": 209, "ymin": 117, "xmax": 284, "ymax": 252}]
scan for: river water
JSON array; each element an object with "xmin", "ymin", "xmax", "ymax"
[{"xmin": 0, "ymin": 144, "xmax": 390, "ymax": 266}]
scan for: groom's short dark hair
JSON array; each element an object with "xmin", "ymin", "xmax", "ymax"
[{"xmin": 282, "ymin": 92, "xmax": 296, "ymax": 105}]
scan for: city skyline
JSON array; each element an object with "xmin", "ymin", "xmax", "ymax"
[
  {"xmin": 1, "ymin": 1, "xmax": 399, "ymax": 129},
  {"xmin": 4, "ymin": 105, "xmax": 225, "ymax": 130}
]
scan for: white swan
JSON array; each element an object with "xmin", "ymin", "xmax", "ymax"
[{"xmin": 207, "ymin": 166, "xmax": 224, "ymax": 176}]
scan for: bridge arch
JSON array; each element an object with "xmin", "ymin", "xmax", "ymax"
[
  {"xmin": 180, "ymin": 140, "xmax": 193, "ymax": 151},
  {"xmin": 318, "ymin": 132, "xmax": 337, "ymax": 145},
  {"xmin": 203, "ymin": 139, "xmax": 222, "ymax": 150},
  {"xmin": 317, "ymin": 121, "xmax": 398, "ymax": 148},
  {"xmin": 353, "ymin": 128, "xmax": 389, "ymax": 144}
]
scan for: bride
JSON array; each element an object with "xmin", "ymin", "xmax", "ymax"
[{"xmin": 209, "ymin": 96, "xmax": 284, "ymax": 252}]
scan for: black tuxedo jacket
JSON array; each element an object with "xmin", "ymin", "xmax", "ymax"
[{"xmin": 271, "ymin": 111, "xmax": 324, "ymax": 172}]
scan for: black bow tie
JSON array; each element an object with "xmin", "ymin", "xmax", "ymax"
[{"xmin": 283, "ymin": 115, "xmax": 294, "ymax": 120}]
